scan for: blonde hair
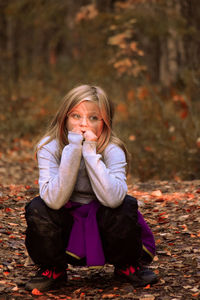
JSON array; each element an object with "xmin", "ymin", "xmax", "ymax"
[{"xmin": 36, "ymin": 84, "xmax": 130, "ymax": 171}]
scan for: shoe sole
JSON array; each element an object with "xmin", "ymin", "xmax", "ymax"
[
  {"xmin": 114, "ymin": 272, "xmax": 158, "ymax": 287},
  {"xmin": 25, "ymin": 276, "xmax": 67, "ymax": 292}
]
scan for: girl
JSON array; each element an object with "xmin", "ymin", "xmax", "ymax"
[{"xmin": 25, "ymin": 84, "xmax": 157, "ymax": 292}]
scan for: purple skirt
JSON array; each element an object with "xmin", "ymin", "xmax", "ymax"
[
  {"xmin": 65, "ymin": 200, "xmax": 155, "ymax": 267},
  {"xmin": 66, "ymin": 200, "xmax": 105, "ymax": 267},
  {"xmin": 138, "ymin": 210, "xmax": 156, "ymax": 258}
]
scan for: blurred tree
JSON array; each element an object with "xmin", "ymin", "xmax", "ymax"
[
  {"xmin": 0, "ymin": 0, "xmax": 199, "ymax": 91},
  {"xmin": 0, "ymin": 0, "xmax": 200, "ymax": 180}
]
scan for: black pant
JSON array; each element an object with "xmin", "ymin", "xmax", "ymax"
[{"xmin": 25, "ymin": 195, "xmax": 142, "ymax": 269}]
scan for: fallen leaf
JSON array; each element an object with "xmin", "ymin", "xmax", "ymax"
[
  {"xmin": 32, "ymin": 288, "xmax": 43, "ymax": 295},
  {"xmin": 151, "ymin": 190, "xmax": 162, "ymax": 197},
  {"xmin": 192, "ymin": 292, "xmax": 199, "ymax": 297},
  {"xmin": 139, "ymin": 295, "xmax": 155, "ymax": 300},
  {"xmin": 143, "ymin": 284, "xmax": 151, "ymax": 289},
  {"xmin": 129, "ymin": 135, "xmax": 136, "ymax": 141},
  {"xmin": 102, "ymin": 294, "xmax": 118, "ymax": 299}
]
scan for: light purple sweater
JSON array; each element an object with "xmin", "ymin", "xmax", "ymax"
[{"xmin": 37, "ymin": 132, "xmax": 128, "ymax": 210}]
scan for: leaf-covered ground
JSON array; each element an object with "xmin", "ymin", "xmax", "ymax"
[{"xmin": 0, "ymin": 140, "xmax": 200, "ymax": 299}]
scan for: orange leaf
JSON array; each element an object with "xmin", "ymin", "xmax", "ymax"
[
  {"xmin": 32, "ymin": 288, "xmax": 43, "ymax": 295},
  {"xmin": 196, "ymin": 137, "xmax": 200, "ymax": 148},
  {"xmin": 49, "ymin": 50, "xmax": 56, "ymax": 66},
  {"xmin": 127, "ymin": 89, "xmax": 135, "ymax": 102},
  {"xmin": 144, "ymin": 146, "xmax": 153, "ymax": 152},
  {"xmin": 129, "ymin": 135, "xmax": 136, "ymax": 141},
  {"xmin": 171, "ymin": 135, "xmax": 176, "ymax": 141},
  {"xmin": 5, "ymin": 207, "xmax": 12, "ymax": 213},
  {"xmin": 108, "ymin": 33, "xmax": 126, "ymax": 46},
  {"xmin": 102, "ymin": 294, "xmax": 118, "ymax": 299},
  {"xmin": 9, "ymin": 235, "xmax": 16, "ymax": 239},
  {"xmin": 130, "ymin": 41, "xmax": 138, "ymax": 52},
  {"xmin": 180, "ymin": 109, "xmax": 188, "ymax": 119},
  {"xmin": 153, "ymin": 256, "xmax": 159, "ymax": 262},
  {"xmin": 137, "ymin": 86, "xmax": 149, "ymax": 100},
  {"xmin": 38, "ymin": 108, "xmax": 47, "ymax": 116},
  {"xmin": 192, "ymin": 293, "xmax": 199, "ymax": 297},
  {"xmin": 143, "ymin": 284, "xmax": 151, "ymax": 289},
  {"xmin": 3, "ymin": 271, "xmax": 10, "ymax": 276},
  {"xmin": 151, "ymin": 190, "xmax": 162, "ymax": 197},
  {"xmin": 116, "ymin": 103, "xmax": 128, "ymax": 118},
  {"xmin": 155, "ymin": 239, "xmax": 161, "ymax": 244},
  {"xmin": 75, "ymin": 4, "xmax": 98, "ymax": 23}
]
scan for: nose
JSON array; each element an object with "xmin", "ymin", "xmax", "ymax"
[{"xmin": 80, "ymin": 116, "xmax": 88, "ymax": 126}]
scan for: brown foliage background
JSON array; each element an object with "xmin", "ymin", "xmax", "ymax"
[{"xmin": 0, "ymin": 0, "xmax": 200, "ymax": 181}]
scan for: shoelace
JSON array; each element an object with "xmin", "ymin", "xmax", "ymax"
[
  {"xmin": 42, "ymin": 269, "xmax": 52, "ymax": 278},
  {"xmin": 41, "ymin": 269, "xmax": 64, "ymax": 280},
  {"xmin": 120, "ymin": 265, "xmax": 140, "ymax": 276}
]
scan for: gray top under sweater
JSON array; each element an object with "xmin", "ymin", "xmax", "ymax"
[{"xmin": 37, "ymin": 131, "xmax": 128, "ymax": 210}]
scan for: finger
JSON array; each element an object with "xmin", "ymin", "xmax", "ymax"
[
  {"xmin": 83, "ymin": 130, "xmax": 97, "ymax": 141},
  {"xmin": 71, "ymin": 127, "xmax": 83, "ymax": 135}
]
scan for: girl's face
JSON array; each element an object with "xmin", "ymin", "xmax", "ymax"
[{"xmin": 66, "ymin": 101, "xmax": 104, "ymax": 139}]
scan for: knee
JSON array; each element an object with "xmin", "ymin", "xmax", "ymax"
[
  {"xmin": 25, "ymin": 196, "xmax": 45, "ymax": 218},
  {"xmin": 97, "ymin": 195, "xmax": 139, "ymax": 230},
  {"xmin": 25, "ymin": 196, "xmax": 52, "ymax": 232},
  {"xmin": 121, "ymin": 195, "xmax": 138, "ymax": 211}
]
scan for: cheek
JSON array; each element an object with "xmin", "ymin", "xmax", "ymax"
[
  {"xmin": 95, "ymin": 122, "xmax": 104, "ymax": 138},
  {"xmin": 66, "ymin": 118, "xmax": 73, "ymax": 131}
]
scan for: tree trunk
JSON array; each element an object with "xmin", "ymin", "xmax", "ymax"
[{"xmin": 159, "ymin": 0, "xmax": 185, "ymax": 86}]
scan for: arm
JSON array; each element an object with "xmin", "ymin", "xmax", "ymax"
[
  {"xmin": 38, "ymin": 132, "xmax": 83, "ymax": 209},
  {"xmin": 82, "ymin": 141, "xmax": 128, "ymax": 208}
]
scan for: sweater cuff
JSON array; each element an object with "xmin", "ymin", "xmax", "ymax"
[
  {"xmin": 82, "ymin": 141, "xmax": 97, "ymax": 155},
  {"xmin": 68, "ymin": 131, "xmax": 83, "ymax": 145}
]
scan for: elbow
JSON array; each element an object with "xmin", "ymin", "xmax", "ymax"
[
  {"xmin": 42, "ymin": 197, "xmax": 62, "ymax": 210},
  {"xmin": 108, "ymin": 188, "xmax": 128, "ymax": 208},
  {"xmin": 44, "ymin": 199, "xmax": 63, "ymax": 210},
  {"xmin": 40, "ymin": 191, "xmax": 64, "ymax": 210},
  {"xmin": 102, "ymin": 194, "xmax": 125, "ymax": 209},
  {"xmin": 47, "ymin": 201, "xmax": 63, "ymax": 210},
  {"xmin": 108, "ymin": 198, "xmax": 124, "ymax": 208}
]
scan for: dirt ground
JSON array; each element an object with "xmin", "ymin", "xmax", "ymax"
[{"xmin": 0, "ymin": 140, "xmax": 200, "ymax": 299}]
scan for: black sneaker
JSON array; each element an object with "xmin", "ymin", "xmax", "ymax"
[
  {"xmin": 25, "ymin": 267, "xmax": 67, "ymax": 292},
  {"xmin": 115, "ymin": 265, "xmax": 158, "ymax": 287}
]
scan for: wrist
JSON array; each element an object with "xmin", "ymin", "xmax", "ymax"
[
  {"xmin": 68, "ymin": 131, "xmax": 83, "ymax": 145},
  {"xmin": 82, "ymin": 140, "xmax": 97, "ymax": 154}
]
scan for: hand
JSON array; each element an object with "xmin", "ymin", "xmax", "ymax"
[
  {"xmin": 71, "ymin": 126, "xmax": 84, "ymax": 136},
  {"xmin": 83, "ymin": 129, "xmax": 98, "ymax": 142}
]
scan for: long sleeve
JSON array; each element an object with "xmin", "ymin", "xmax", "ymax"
[
  {"xmin": 37, "ymin": 132, "xmax": 83, "ymax": 209},
  {"xmin": 82, "ymin": 141, "xmax": 128, "ymax": 208}
]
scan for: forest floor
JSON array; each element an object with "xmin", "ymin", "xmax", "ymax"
[{"xmin": 0, "ymin": 139, "xmax": 200, "ymax": 300}]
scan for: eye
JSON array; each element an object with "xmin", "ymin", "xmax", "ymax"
[
  {"xmin": 89, "ymin": 115, "xmax": 99, "ymax": 122},
  {"xmin": 71, "ymin": 113, "xmax": 81, "ymax": 120}
]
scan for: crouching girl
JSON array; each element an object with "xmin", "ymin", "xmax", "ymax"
[{"xmin": 25, "ymin": 84, "xmax": 157, "ymax": 292}]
